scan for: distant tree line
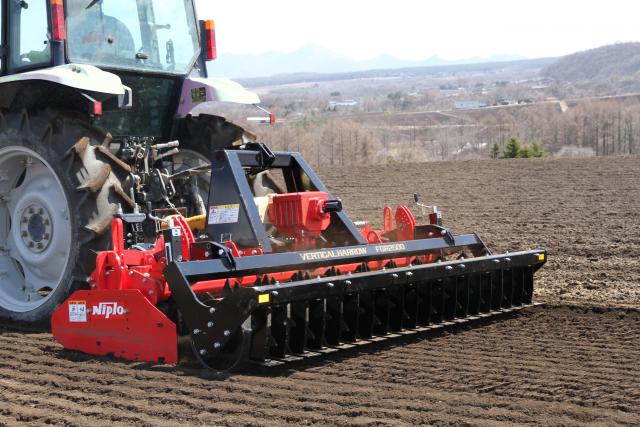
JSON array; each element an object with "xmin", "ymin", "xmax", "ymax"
[
  {"xmin": 491, "ymin": 138, "xmax": 544, "ymax": 159},
  {"xmin": 227, "ymin": 95, "xmax": 640, "ymax": 167},
  {"xmin": 480, "ymin": 100, "xmax": 640, "ymax": 158}
]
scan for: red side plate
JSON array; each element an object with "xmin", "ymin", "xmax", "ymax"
[{"xmin": 52, "ymin": 290, "xmax": 177, "ymax": 365}]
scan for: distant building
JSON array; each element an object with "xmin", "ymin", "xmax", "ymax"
[
  {"xmin": 440, "ymin": 88, "xmax": 466, "ymax": 97},
  {"xmin": 454, "ymin": 100, "xmax": 487, "ymax": 110},
  {"xmin": 531, "ymin": 85, "xmax": 549, "ymax": 90},
  {"xmin": 327, "ymin": 99, "xmax": 359, "ymax": 110}
]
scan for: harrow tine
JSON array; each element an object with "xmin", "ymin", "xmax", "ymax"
[
  {"xmin": 443, "ymin": 277, "xmax": 456, "ymax": 320},
  {"xmin": 513, "ymin": 268, "xmax": 524, "ymax": 306},
  {"xmin": 289, "ymin": 301, "xmax": 308, "ymax": 354},
  {"xmin": 502, "ymin": 268, "xmax": 513, "ymax": 308},
  {"xmin": 307, "ymin": 298, "xmax": 326, "ymax": 350},
  {"xmin": 432, "ymin": 279, "xmax": 445, "ymax": 323},
  {"xmin": 270, "ymin": 304, "xmax": 290, "ymax": 358},
  {"xmin": 523, "ymin": 267, "xmax": 534, "ymax": 304},
  {"xmin": 358, "ymin": 290, "xmax": 375, "ymax": 338},
  {"xmin": 250, "ymin": 306, "xmax": 269, "ymax": 362},
  {"xmin": 455, "ymin": 276, "xmax": 469, "ymax": 318},
  {"xmin": 388, "ymin": 283, "xmax": 405, "ymax": 332},
  {"xmin": 416, "ymin": 281, "xmax": 431, "ymax": 326},
  {"xmin": 341, "ymin": 292, "xmax": 359, "ymax": 342},
  {"xmin": 479, "ymin": 272, "xmax": 492, "ymax": 313},
  {"xmin": 325, "ymin": 295, "xmax": 343, "ymax": 345},
  {"xmin": 491, "ymin": 270, "xmax": 502, "ymax": 310},
  {"xmin": 373, "ymin": 289, "xmax": 391, "ymax": 335},
  {"xmin": 404, "ymin": 283, "xmax": 419, "ymax": 329},
  {"xmin": 468, "ymin": 274, "xmax": 481, "ymax": 315}
]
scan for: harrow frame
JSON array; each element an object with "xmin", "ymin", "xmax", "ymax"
[
  {"xmin": 52, "ymin": 146, "xmax": 547, "ymax": 370},
  {"xmin": 166, "ymin": 238, "xmax": 546, "ymax": 366}
]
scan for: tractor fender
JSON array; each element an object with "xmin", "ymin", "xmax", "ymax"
[
  {"xmin": 177, "ymin": 76, "xmax": 260, "ymax": 117},
  {"xmin": 0, "ymin": 63, "xmax": 131, "ymax": 111}
]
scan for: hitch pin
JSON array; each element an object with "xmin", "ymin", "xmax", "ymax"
[
  {"xmin": 155, "ymin": 147, "xmax": 180, "ymax": 161},
  {"xmin": 152, "ymin": 140, "xmax": 180, "ymax": 150}
]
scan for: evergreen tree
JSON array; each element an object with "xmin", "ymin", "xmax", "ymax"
[
  {"xmin": 502, "ymin": 137, "xmax": 521, "ymax": 158},
  {"xmin": 530, "ymin": 140, "xmax": 545, "ymax": 157},
  {"xmin": 490, "ymin": 143, "xmax": 500, "ymax": 159}
]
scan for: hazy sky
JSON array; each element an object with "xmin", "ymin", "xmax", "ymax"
[{"xmin": 194, "ymin": 0, "xmax": 638, "ymax": 60}]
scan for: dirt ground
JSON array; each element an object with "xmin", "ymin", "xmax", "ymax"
[
  {"xmin": 1, "ymin": 156, "xmax": 640, "ymax": 426},
  {"xmin": 322, "ymin": 155, "xmax": 640, "ymax": 308}
]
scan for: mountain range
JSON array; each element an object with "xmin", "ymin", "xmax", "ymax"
[
  {"xmin": 542, "ymin": 42, "xmax": 640, "ymax": 83},
  {"xmin": 206, "ymin": 43, "xmax": 526, "ymax": 79}
]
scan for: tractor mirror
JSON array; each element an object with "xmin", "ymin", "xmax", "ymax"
[{"xmin": 247, "ymin": 106, "xmax": 277, "ymax": 126}]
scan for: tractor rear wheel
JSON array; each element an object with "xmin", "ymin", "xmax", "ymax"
[
  {"xmin": 172, "ymin": 148, "xmax": 211, "ymax": 215},
  {"xmin": 0, "ymin": 109, "xmax": 126, "ymax": 322}
]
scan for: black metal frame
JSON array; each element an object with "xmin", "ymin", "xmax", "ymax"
[
  {"xmin": 166, "ymin": 249, "xmax": 546, "ymax": 364},
  {"xmin": 205, "ymin": 148, "xmax": 367, "ymax": 251},
  {"xmin": 158, "ymin": 146, "xmax": 549, "ymax": 367},
  {"xmin": 165, "ymin": 222, "xmax": 546, "ymax": 365},
  {"xmin": 177, "ymin": 233, "xmax": 486, "ymax": 282}
]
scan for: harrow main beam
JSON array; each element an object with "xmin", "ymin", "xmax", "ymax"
[
  {"xmin": 165, "ymin": 249, "xmax": 545, "ymax": 367},
  {"xmin": 173, "ymin": 233, "xmax": 486, "ymax": 283}
]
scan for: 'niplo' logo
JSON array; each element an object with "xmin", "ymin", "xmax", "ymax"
[{"xmin": 91, "ymin": 302, "xmax": 126, "ymax": 319}]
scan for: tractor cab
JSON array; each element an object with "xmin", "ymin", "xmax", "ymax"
[
  {"xmin": 0, "ymin": 0, "xmax": 258, "ymax": 138},
  {"xmin": 2, "ymin": 0, "xmax": 206, "ymax": 75},
  {"xmin": 63, "ymin": 0, "xmax": 203, "ymax": 75},
  {"xmin": 0, "ymin": 0, "xmax": 261, "ymax": 323}
]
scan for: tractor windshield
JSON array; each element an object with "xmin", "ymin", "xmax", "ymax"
[{"xmin": 65, "ymin": 0, "xmax": 200, "ymax": 74}]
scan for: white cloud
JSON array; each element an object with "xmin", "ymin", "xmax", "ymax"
[{"xmin": 195, "ymin": 0, "xmax": 639, "ymax": 60}]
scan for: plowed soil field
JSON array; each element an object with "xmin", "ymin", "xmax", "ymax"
[{"xmin": 2, "ymin": 156, "xmax": 640, "ymax": 426}]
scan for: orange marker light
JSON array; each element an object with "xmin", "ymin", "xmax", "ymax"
[
  {"xmin": 51, "ymin": 0, "xmax": 67, "ymax": 42},
  {"xmin": 205, "ymin": 20, "xmax": 217, "ymax": 61}
]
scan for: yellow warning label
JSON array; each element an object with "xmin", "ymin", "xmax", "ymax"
[
  {"xmin": 538, "ymin": 253, "xmax": 545, "ymax": 261},
  {"xmin": 258, "ymin": 294, "xmax": 270, "ymax": 304}
]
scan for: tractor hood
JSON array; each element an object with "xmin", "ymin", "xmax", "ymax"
[{"xmin": 178, "ymin": 77, "xmax": 261, "ymax": 117}]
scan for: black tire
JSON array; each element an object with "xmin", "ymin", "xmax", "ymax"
[
  {"xmin": 0, "ymin": 109, "xmax": 127, "ymax": 322},
  {"xmin": 175, "ymin": 115, "xmax": 283, "ymax": 205},
  {"xmin": 172, "ymin": 114, "xmax": 240, "ymax": 215}
]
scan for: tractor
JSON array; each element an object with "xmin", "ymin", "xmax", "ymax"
[
  {"xmin": 0, "ymin": 0, "xmax": 546, "ymax": 370},
  {"xmin": 0, "ymin": 0, "xmax": 257, "ymax": 321}
]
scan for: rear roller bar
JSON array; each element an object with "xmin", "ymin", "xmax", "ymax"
[{"xmin": 164, "ymin": 247, "xmax": 546, "ymax": 367}]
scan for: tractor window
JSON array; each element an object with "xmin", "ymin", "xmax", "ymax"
[
  {"xmin": 66, "ymin": 0, "xmax": 200, "ymax": 74},
  {"xmin": 9, "ymin": 0, "xmax": 52, "ymax": 69}
]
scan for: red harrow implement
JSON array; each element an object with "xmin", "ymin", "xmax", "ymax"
[{"xmin": 52, "ymin": 145, "xmax": 546, "ymax": 370}]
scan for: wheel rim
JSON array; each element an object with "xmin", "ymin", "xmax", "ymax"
[{"xmin": 0, "ymin": 147, "xmax": 72, "ymax": 312}]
